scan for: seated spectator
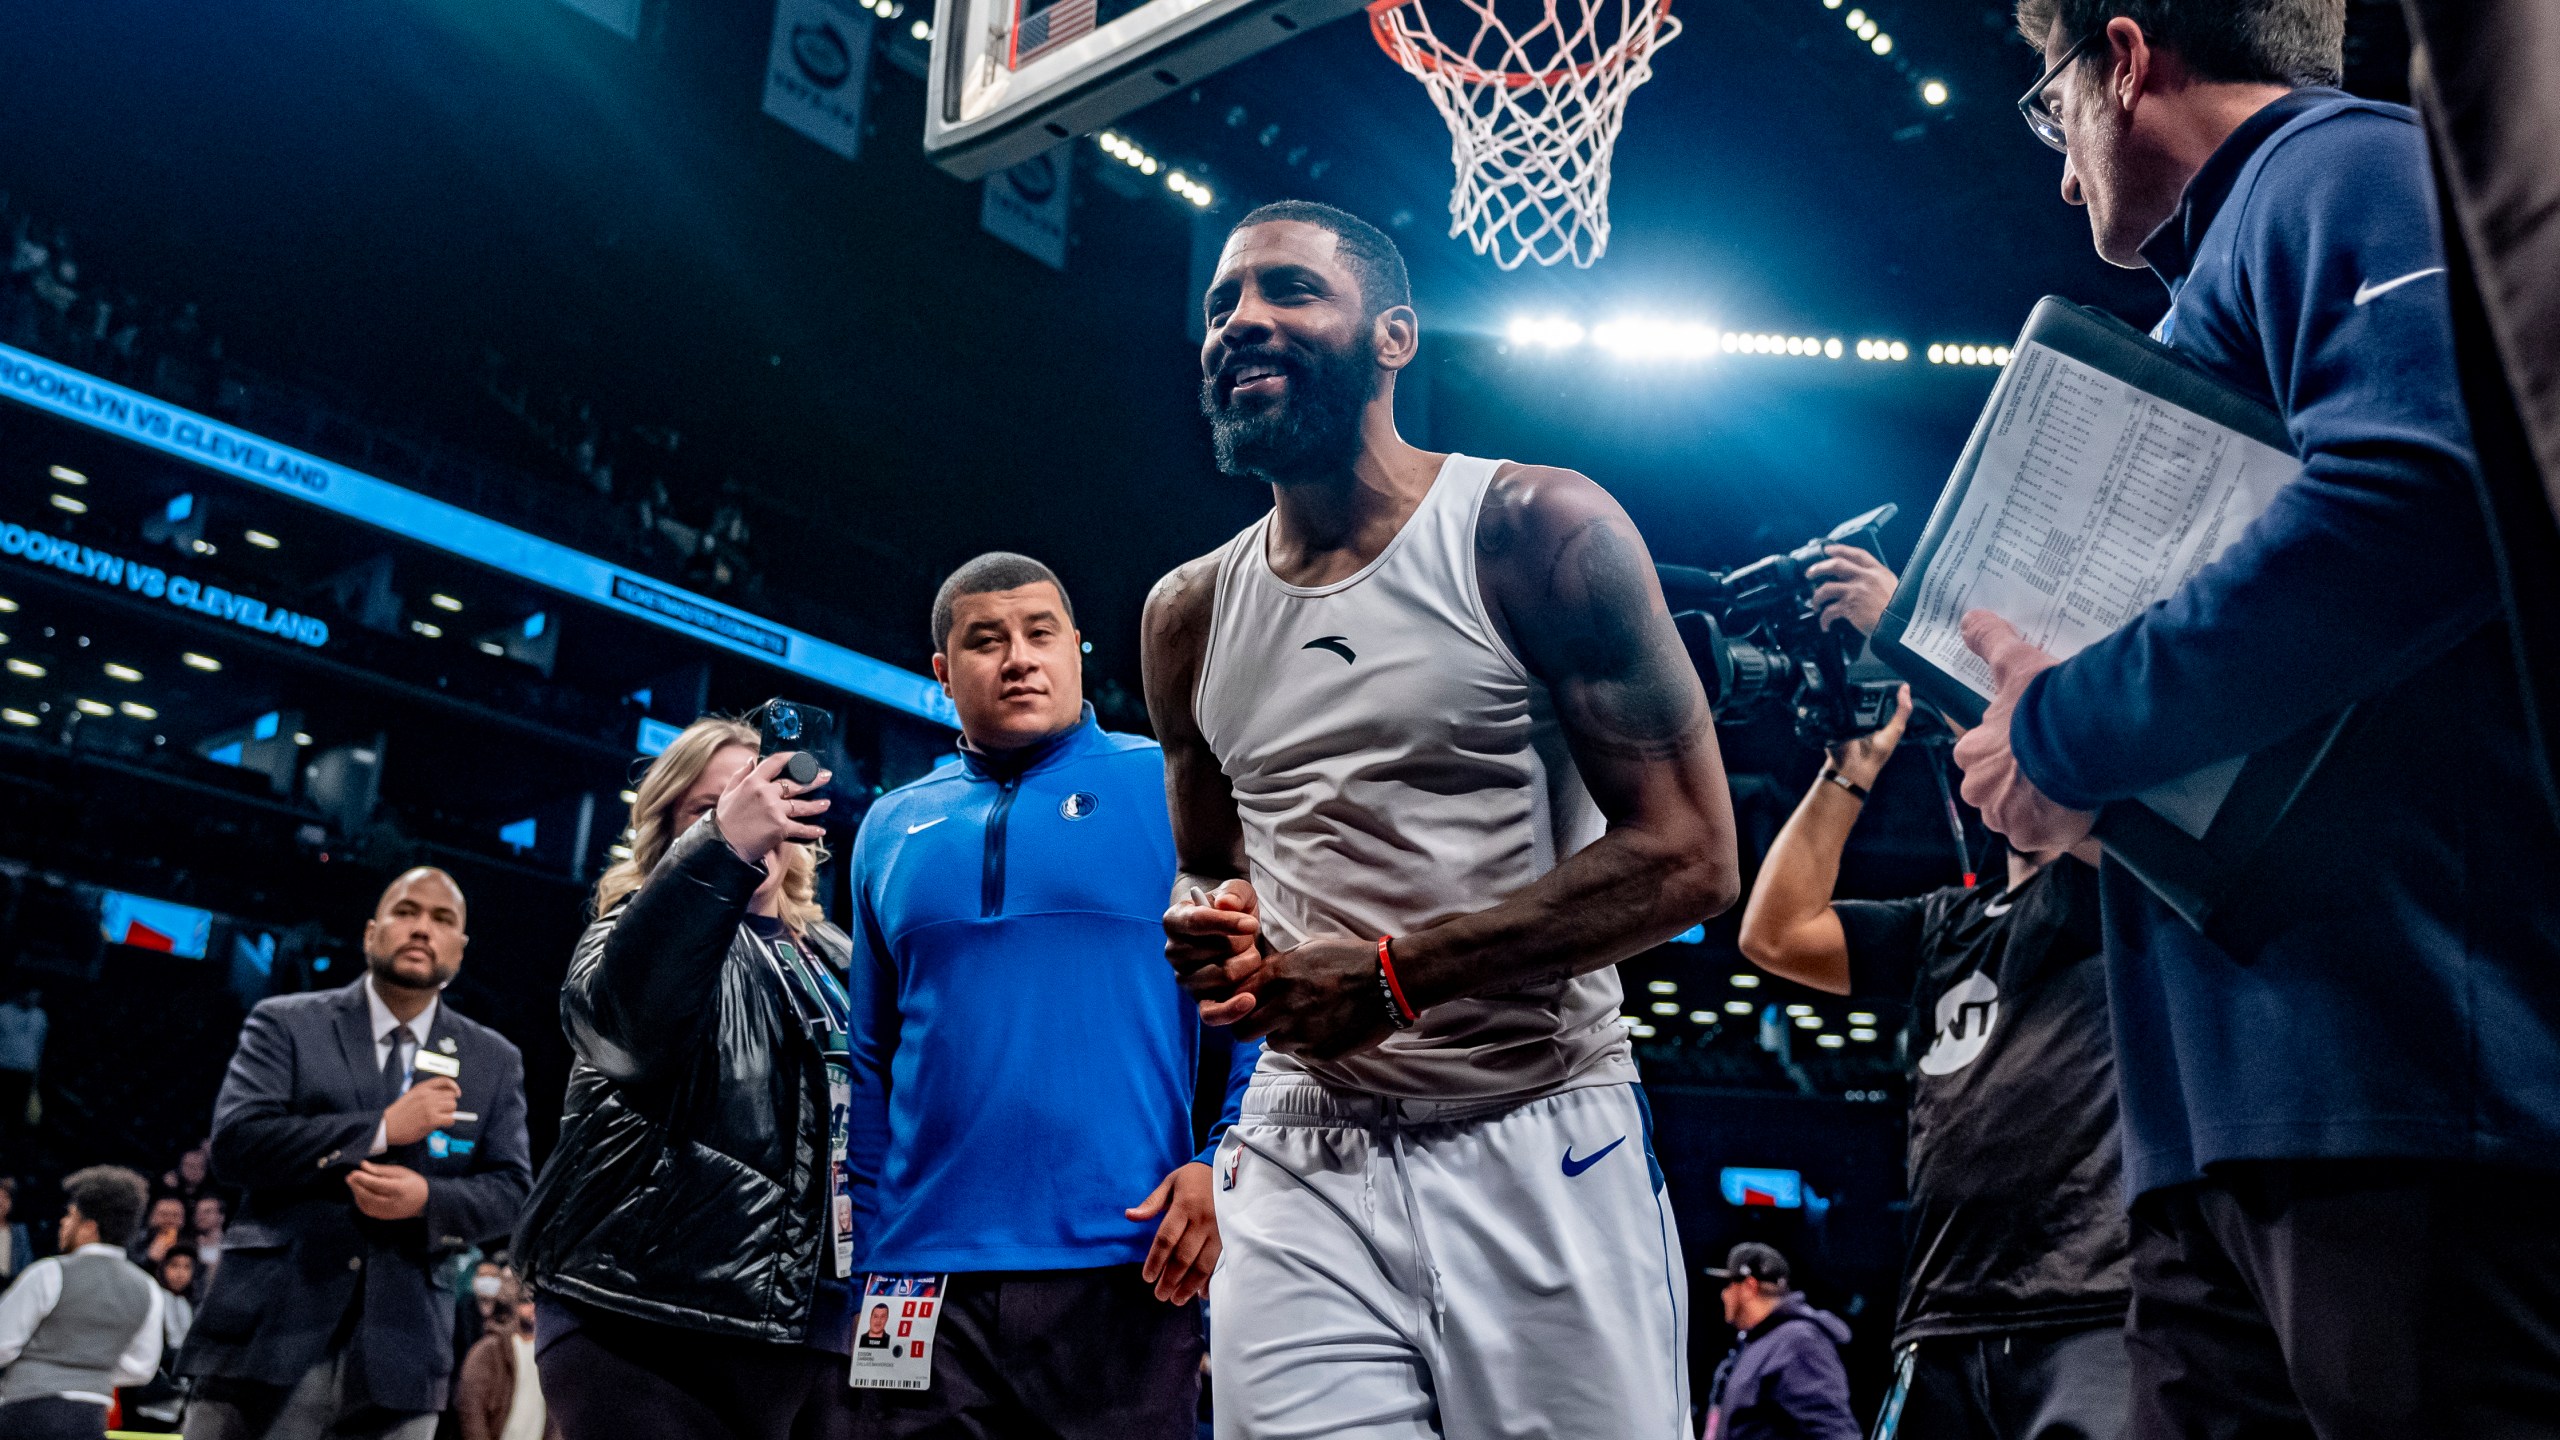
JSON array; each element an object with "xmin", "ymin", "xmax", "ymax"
[
  {"xmin": 157, "ymin": 1253, "xmax": 195, "ymax": 1348},
  {"xmin": 159, "ymin": 1146, "xmax": 217, "ymax": 1213},
  {"xmin": 0, "ymin": 989, "xmax": 44, "ymax": 1134},
  {"xmin": 189, "ymin": 1197, "xmax": 224, "ymax": 1284},
  {"xmin": 0, "ymin": 1180, "xmax": 32, "ymax": 1282},
  {"xmin": 455, "ymin": 1275, "xmax": 553, "ymax": 1440},
  {"xmin": 0, "ymin": 1165, "xmax": 165, "ymax": 1440},
  {"xmin": 127, "ymin": 1198, "xmax": 185, "ymax": 1270},
  {"xmin": 453, "ymin": 1258, "xmax": 504, "ymax": 1382},
  {"xmin": 116, "ymin": 1252, "xmax": 202, "ymax": 1434}
]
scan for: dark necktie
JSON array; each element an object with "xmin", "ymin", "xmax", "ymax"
[{"xmin": 382, "ymin": 1023, "xmax": 412, "ymax": 1106}]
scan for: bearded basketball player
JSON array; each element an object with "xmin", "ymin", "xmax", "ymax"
[{"xmin": 1143, "ymin": 200, "xmax": 1740, "ymax": 1439}]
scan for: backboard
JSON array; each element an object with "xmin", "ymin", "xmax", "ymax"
[{"xmin": 924, "ymin": 0, "xmax": 1366, "ymax": 180}]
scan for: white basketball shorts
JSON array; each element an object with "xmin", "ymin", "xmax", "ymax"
[{"xmin": 1208, "ymin": 1077, "xmax": 1689, "ymax": 1439}]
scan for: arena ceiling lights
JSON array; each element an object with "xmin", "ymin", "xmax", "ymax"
[{"xmin": 1508, "ymin": 315, "xmax": 2012, "ymax": 369}]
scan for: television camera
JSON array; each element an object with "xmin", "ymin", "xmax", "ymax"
[{"xmin": 1658, "ymin": 504, "xmax": 1907, "ymax": 748}]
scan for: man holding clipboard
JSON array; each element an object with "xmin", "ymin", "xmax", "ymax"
[{"xmin": 1913, "ymin": 2, "xmax": 2560, "ymax": 1435}]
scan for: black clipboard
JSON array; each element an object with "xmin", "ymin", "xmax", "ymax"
[{"xmin": 1872, "ymin": 296, "xmax": 2355, "ymax": 941}]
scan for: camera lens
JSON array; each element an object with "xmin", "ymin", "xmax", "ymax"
[{"xmin": 771, "ymin": 705, "xmax": 802, "ymax": 741}]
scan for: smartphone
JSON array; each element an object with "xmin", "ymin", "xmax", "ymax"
[{"xmin": 753, "ymin": 698, "xmax": 836, "ymax": 787}]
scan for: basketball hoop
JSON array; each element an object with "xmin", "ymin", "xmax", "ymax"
[{"xmin": 1368, "ymin": 0, "xmax": 1679, "ymax": 269}]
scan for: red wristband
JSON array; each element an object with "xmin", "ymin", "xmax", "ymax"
[{"xmin": 1378, "ymin": 936, "xmax": 1418, "ymax": 1028}]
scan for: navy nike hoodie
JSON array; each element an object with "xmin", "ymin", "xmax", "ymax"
[{"xmin": 1705, "ymin": 1294, "xmax": 1858, "ymax": 1440}]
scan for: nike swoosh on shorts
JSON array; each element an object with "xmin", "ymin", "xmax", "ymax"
[
  {"xmin": 906, "ymin": 816, "xmax": 947, "ymax": 834},
  {"xmin": 2353, "ymin": 267, "xmax": 2444, "ymax": 305},
  {"xmin": 1561, "ymin": 1136, "xmax": 1627, "ymax": 1177}
]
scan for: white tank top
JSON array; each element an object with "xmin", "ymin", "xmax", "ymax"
[{"xmin": 1195, "ymin": 453, "xmax": 1637, "ymax": 1101}]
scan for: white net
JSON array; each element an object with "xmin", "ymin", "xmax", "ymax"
[{"xmin": 1368, "ymin": 0, "xmax": 1680, "ymax": 269}]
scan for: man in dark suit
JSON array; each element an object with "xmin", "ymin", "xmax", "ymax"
[{"xmin": 180, "ymin": 867, "xmax": 531, "ymax": 1440}]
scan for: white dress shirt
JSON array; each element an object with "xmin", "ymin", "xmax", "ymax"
[
  {"xmin": 0, "ymin": 1243, "xmax": 166, "ymax": 1402},
  {"xmin": 365, "ymin": 976, "xmax": 441, "ymax": 1157}
]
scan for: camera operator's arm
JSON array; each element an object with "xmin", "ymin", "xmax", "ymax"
[
  {"xmin": 1805, "ymin": 545, "xmax": 1897, "ymax": 637},
  {"xmin": 564, "ymin": 754, "xmax": 829, "ymax": 1087},
  {"xmin": 1738, "ymin": 688, "xmax": 1913, "ymax": 994}
]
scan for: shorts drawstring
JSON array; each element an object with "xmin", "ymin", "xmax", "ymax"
[
  {"xmin": 1382, "ymin": 1100, "xmax": 1449, "ymax": 1324},
  {"xmin": 1227, "ymin": 1104, "xmax": 1447, "ymax": 1328}
]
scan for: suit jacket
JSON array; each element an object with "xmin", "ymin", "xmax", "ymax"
[
  {"xmin": 2403, "ymin": 0, "xmax": 2560, "ymax": 822},
  {"xmin": 178, "ymin": 979, "xmax": 532, "ymax": 1414}
]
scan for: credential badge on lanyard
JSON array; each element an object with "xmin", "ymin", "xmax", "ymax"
[
  {"xmin": 768, "ymin": 934, "xmax": 855, "ymax": 1281},
  {"xmin": 849, "ymin": 1273, "xmax": 948, "ymax": 1391}
]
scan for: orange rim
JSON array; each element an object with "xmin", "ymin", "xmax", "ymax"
[{"xmin": 1365, "ymin": 0, "xmax": 1674, "ymax": 90}]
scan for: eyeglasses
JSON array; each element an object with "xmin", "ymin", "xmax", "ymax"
[{"xmin": 2016, "ymin": 29, "xmax": 2101, "ymax": 153}]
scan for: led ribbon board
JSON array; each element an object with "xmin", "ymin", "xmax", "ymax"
[{"xmin": 0, "ymin": 343, "xmax": 956, "ymax": 727}]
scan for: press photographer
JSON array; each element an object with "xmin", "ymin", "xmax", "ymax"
[
  {"xmin": 1737, "ymin": 670, "xmax": 2127, "ymax": 1440},
  {"xmin": 513, "ymin": 709, "xmax": 865, "ymax": 1440}
]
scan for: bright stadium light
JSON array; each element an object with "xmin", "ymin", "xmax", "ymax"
[
  {"xmin": 1922, "ymin": 80, "xmax": 1948, "ymax": 105},
  {"xmin": 1724, "ymin": 1000, "xmax": 1753, "ymax": 1015},
  {"xmin": 1795, "ymin": 1014, "xmax": 1824, "ymax": 1029},
  {"xmin": 1730, "ymin": 973, "xmax": 1761, "ymax": 988},
  {"xmin": 48, "ymin": 465, "xmax": 85, "ymax": 485},
  {"xmin": 1647, "ymin": 979, "xmax": 1678, "ymax": 994},
  {"xmin": 1848, "ymin": 1011, "xmax": 1877, "ymax": 1025},
  {"xmin": 1690, "ymin": 1010, "xmax": 1715, "ymax": 1024},
  {"xmin": 1, "ymin": 709, "xmax": 34, "ymax": 727},
  {"xmin": 1508, "ymin": 316, "xmax": 1586, "ymax": 349},
  {"xmin": 1817, "ymin": 1033, "xmax": 1846, "ymax": 1048},
  {"xmin": 6, "ymin": 659, "xmax": 44, "ymax": 678},
  {"xmin": 1650, "ymin": 1001, "xmax": 1679, "ymax": 1016},
  {"xmin": 1593, "ymin": 319, "xmax": 1719, "ymax": 360},
  {"xmin": 183, "ymin": 652, "xmax": 221, "ymax": 672},
  {"xmin": 49, "ymin": 494, "xmax": 85, "ymax": 515},
  {"xmin": 1872, "ymin": 32, "xmax": 1892, "ymax": 54},
  {"xmin": 1785, "ymin": 1003, "xmax": 1815, "ymax": 1017}
]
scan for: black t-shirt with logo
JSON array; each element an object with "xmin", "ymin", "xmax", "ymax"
[{"xmin": 1835, "ymin": 857, "xmax": 2130, "ymax": 1345}]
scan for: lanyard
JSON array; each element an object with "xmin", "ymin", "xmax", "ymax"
[{"xmin": 761, "ymin": 928, "xmax": 855, "ymax": 1279}]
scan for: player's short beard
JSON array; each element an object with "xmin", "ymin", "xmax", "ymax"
[{"xmin": 1201, "ymin": 329, "xmax": 1379, "ymax": 481}]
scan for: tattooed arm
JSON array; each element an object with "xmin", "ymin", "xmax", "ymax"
[
  {"xmin": 1390, "ymin": 464, "xmax": 1739, "ymax": 1004},
  {"xmin": 1199, "ymin": 465, "xmax": 1739, "ymax": 1059}
]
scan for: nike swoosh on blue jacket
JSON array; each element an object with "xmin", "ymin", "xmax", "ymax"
[
  {"xmin": 843, "ymin": 709, "xmax": 1260, "ymax": 1273},
  {"xmin": 2011, "ymin": 93, "xmax": 2560, "ymax": 1196}
]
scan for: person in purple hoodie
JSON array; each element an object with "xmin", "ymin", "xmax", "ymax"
[{"xmin": 1702, "ymin": 1244, "xmax": 1858, "ymax": 1440}]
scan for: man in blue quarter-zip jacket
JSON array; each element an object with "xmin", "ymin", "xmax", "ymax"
[
  {"xmin": 845, "ymin": 552, "xmax": 1258, "ymax": 1440},
  {"xmin": 1952, "ymin": 4, "xmax": 2560, "ymax": 1436}
]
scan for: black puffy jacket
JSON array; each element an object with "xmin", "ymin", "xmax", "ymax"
[{"xmin": 515, "ymin": 817, "xmax": 850, "ymax": 1342}]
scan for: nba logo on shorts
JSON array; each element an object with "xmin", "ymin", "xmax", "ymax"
[{"xmin": 1060, "ymin": 792, "xmax": 1099, "ymax": 820}]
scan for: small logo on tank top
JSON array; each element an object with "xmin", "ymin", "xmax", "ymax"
[
  {"xmin": 1060, "ymin": 792, "xmax": 1100, "ymax": 820},
  {"xmin": 1301, "ymin": 635, "xmax": 1357, "ymax": 664}
]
